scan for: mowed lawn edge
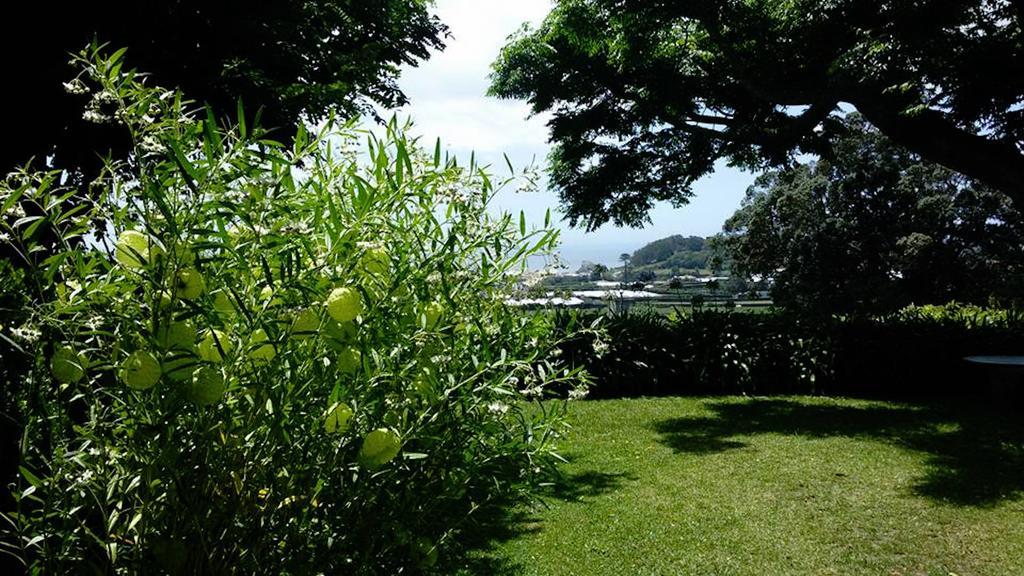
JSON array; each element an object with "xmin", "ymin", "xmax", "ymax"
[{"xmin": 462, "ymin": 396, "xmax": 1024, "ymax": 576}]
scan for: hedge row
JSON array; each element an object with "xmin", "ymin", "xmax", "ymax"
[{"xmin": 553, "ymin": 304, "xmax": 1024, "ymax": 399}]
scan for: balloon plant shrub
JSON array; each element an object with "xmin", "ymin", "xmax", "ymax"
[{"xmin": 0, "ymin": 48, "xmax": 586, "ymax": 573}]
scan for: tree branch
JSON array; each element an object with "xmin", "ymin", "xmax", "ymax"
[
  {"xmin": 853, "ymin": 97, "xmax": 1024, "ymax": 208},
  {"xmin": 684, "ymin": 113, "xmax": 735, "ymax": 126}
]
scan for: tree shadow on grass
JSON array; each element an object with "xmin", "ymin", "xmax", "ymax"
[
  {"xmin": 651, "ymin": 398, "xmax": 1024, "ymax": 506},
  {"xmin": 445, "ymin": 465, "xmax": 632, "ymax": 575},
  {"xmin": 544, "ymin": 462, "xmax": 634, "ymax": 503}
]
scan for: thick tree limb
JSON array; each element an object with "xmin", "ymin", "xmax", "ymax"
[{"xmin": 853, "ymin": 98, "xmax": 1024, "ymax": 208}]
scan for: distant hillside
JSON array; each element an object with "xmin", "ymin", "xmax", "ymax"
[{"xmin": 631, "ymin": 235, "xmax": 714, "ymax": 270}]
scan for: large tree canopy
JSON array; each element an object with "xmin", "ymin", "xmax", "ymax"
[
  {"xmin": 2, "ymin": 1, "xmax": 447, "ymax": 176},
  {"xmin": 490, "ymin": 0, "xmax": 1024, "ymax": 229},
  {"xmin": 713, "ymin": 116, "xmax": 1024, "ymax": 314}
]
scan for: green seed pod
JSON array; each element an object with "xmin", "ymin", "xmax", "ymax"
[
  {"xmin": 358, "ymin": 428, "xmax": 401, "ymax": 470},
  {"xmin": 259, "ymin": 286, "xmax": 282, "ymax": 307},
  {"xmin": 360, "ymin": 247, "xmax": 390, "ymax": 278},
  {"xmin": 419, "ymin": 300, "xmax": 444, "ymax": 330},
  {"xmin": 247, "ymin": 328, "xmax": 276, "ymax": 363},
  {"xmin": 157, "ymin": 319, "xmax": 196, "ymax": 351},
  {"xmin": 212, "ymin": 290, "xmax": 236, "ymax": 318},
  {"xmin": 174, "ymin": 268, "xmax": 205, "ymax": 300},
  {"xmin": 198, "ymin": 329, "xmax": 232, "ymax": 363},
  {"xmin": 120, "ymin": 350, "xmax": 161, "ymax": 390},
  {"xmin": 337, "ymin": 346, "xmax": 362, "ymax": 374},
  {"xmin": 51, "ymin": 345, "xmax": 86, "ymax": 384},
  {"xmin": 325, "ymin": 287, "xmax": 362, "ymax": 322},
  {"xmin": 162, "ymin": 352, "xmax": 199, "ymax": 383},
  {"xmin": 115, "ymin": 230, "xmax": 162, "ymax": 268},
  {"xmin": 182, "ymin": 366, "xmax": 225, "ymax": 406},
  {"xmin": 290, "ymin": 308, "xmax": 320, "ymax": 340},
  {"xmin": 323, "ymin": 402, "xmax": 353, "ymax": 434}
]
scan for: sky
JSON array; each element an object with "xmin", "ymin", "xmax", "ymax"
[{"xmin": 392, "ymin": 0, "xmax": 755, "ymax": 268}]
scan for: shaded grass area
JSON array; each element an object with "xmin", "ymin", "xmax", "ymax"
[{"xmin": 455, "ymin": 397, "xmax": 1024, "ymax": 575}]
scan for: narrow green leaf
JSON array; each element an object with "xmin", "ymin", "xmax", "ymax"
[
  {"xmin": 236, "ymin": 98, "xmax": 247, "ymax": 138},
  {"xmin": 109, "ymin": 46, "xmax": 128, "ymax": 65},
  {"xmin": 19, "ymin": 466, "xmax": 42, "ymax": 489}
]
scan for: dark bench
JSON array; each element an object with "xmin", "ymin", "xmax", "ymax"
[{"xmin": 964, "ymin": 356, "xmax": 1024, "ymax": 399}]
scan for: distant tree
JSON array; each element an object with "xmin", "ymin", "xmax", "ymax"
[
  {"xmin": 716, "ymin": 116, "xmax": 1024, "ymax": 314},
  {"xmin": 619, "ymin": 253, "xmax": 632, "ymax": 283},
  {"xmin": 635, "ymin": 270, "xmax": 656, "ymax": 283},
  {"xmin": 668, "ymin": 277, "xmax": 684, "ymax": 290},
  {"xmin": 722, "ymin": 276, "xmax": 752, "ymax": 299},
  {"xmin": 631, "ymin": 235, "xmax": 704, "ymax": 265},
  {"xmin": 589, "ymin": 263, "xmax": 608, "ymax": 281},
  {"xmin": 491, "ymin": 0, "xmax": 1024, "ymax": 228},
  {"xmin": 2, "ymin": 1, "xmax": 448, "ymax": 178}
]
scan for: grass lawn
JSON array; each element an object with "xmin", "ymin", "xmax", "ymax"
[{"xmin": 461, "ymin": 396, "xmax": 1024, "ymax": 575}]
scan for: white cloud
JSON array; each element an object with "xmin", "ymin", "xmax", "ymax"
[
  {"xmin": 393, "ymin": 0, "xmax": 754, "ymax": 267},
  {"xmin": 397, "ymin": 98, "xmax": 549, "ymax": 154}
]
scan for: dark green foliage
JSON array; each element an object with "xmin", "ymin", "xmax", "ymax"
[
  {"xmin": 630, "ymin": 235, "xmax": 711, "ymax": 269},
  {"xmin": 1, "ymin": 52, "xmax": 581, "ymax": 573},
  {"xmin": 1, "ymin": 1, "xmax": 447, "ymax": 177},
  {"xmin": 0, "ymin": 262, "xmax": 30, "ymax": 528},
  {"xmin": 713, "ymin": 116, "xmax": 1024, "ymax": 315},
  {"xmin": 634, "ymin": 270, "xmax": 656, "ymax": 283},
  {"xmin": 490, "ymin": 0, "xmax": 1024, "ymax": 227},
  {"xmin": 555, "ymin": 304, "xmax": 1024, "ymax": 399}
]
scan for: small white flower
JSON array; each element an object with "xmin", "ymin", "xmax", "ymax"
[
  {"xmin": 82, "ymin": 109, "xmax": 111, "ymax": 124},
  {"xmin": 139, "ymin": 135, "xmax": 167, "ymax": 155},
  {"xmin": 521, "ymin": 385, "xmax": 544, "ymax": 399},
  {"xmin": 487, "ymin": 401, "xmax": 509, "ymax": 415},
  {"xmin": 568, "ymin": 387, "xmax": 590, "ymax": 400},
  {"xmin": 93, "ymin": 90, "xmax": 118, "ymax": 104},
  {"xmin": 5, "ymin": 202, "xmax": 26, "ymax": 219},
  {"xmin": 10, "ymin": 324, "xmax": 41, "ymax": 343},
  {"xmin": 62, "ymin": 79, "xmax": 89, "ymax": 95}
]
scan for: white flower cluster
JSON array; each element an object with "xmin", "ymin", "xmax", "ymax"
[
  {"xmin": 10, "ymin": 323, "xmax": 42, "ymax": 344},
  {"xmin": 281, "ymin": 221, "xmax": 312, "ymax": 236},
  {"xmin": 568, "ymin": 387, "xmax": 590, "ymax": 400},
  {"xmin": 82, "ymin": 109, "xmax": 111, "ymax": 124},
  {"xmin": 62, "ymin": 78, "xmax": 89, "ymax": 95},
  {"xmin": 487, "ymin": 401, "xmax": 510, "ymax": 415},
  {"xmin": 3, "ymin": 200, "xmax": 26, "ymax": 219},
  {"xmin": 520, "ymin": 385, "xmax": 544, "ymax": 399},
  {"xmin": 83, "ymin": 90, "xmax": 121, "ymax": 124},
  {"xmin": 139, "ymin": 135, "xmax": 167, "ymax": 155}
]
